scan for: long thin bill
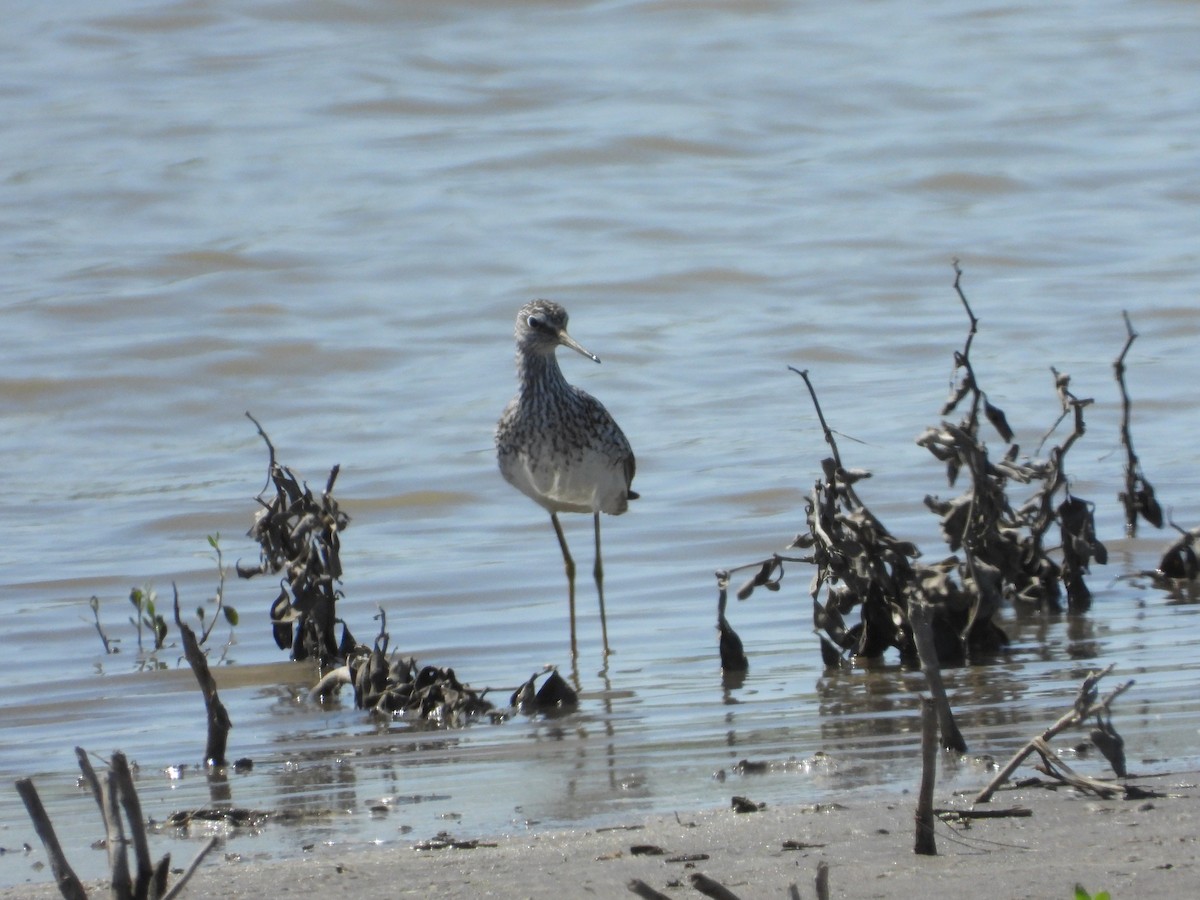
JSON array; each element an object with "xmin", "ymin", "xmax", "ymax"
[{"xmin": 558, "ymin": 331, "xmax": 601, "ymax": 364}]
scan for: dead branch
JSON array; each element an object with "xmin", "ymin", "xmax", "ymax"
[
  {"xmin": 1029, "ymin": 738, "xmax": 1123, "ymax": 798},
  {"xmin": 173, "ymin": 586, "xmax": 232, "ymax": 767},
  {"xmin": 975, "ymin": 665, "xmax": 1133, "ymax": 802},
  {"xmin": 159, "ymin": 837, "xmax": 218, "ymax": 900},
  {"xmin": 1113, "ymin": 312, "xmax": 1163, "ymax": 535},
  {"xmin": 934, "ymin": 806, "xmax": 1031, "ymax": 820},
  {"xmin": 14, "ymin": 778, "xmax": 87, "ymax": 900}
]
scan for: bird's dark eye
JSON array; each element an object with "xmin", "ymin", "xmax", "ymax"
[{"xmin": 528, "ymin": 314, "xmax": 554, "ymax": 334}]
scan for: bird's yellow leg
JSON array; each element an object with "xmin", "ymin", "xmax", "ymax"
[
  {"xmin": 551, "ymin": 513, "xmax": 578, "ymax": 658},
  {"xmin": 593, "ymin": 512, "xmax": 610, "ymax": 656}
]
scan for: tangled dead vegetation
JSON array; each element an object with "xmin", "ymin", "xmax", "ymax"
[
  {"xmin": 716, "ymin": 264, "xmax": 1196, "ymax": 672},
  {"xmin": 240, "ymin": 414, "xmax": 578, "ymax": 725}
]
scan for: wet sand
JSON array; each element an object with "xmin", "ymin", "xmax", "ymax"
[{"xmin": 7, "ymin": 774, "xmax": 1199, "ymax": 899}]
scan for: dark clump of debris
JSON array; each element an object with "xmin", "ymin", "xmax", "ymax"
[
  {"xmin": 242, "ymin": 413, "xmax": 576, "ymax": 729},
  {"xmin": 309, "ymin": 622, "xmax": 577, "ymax": 725},
  {"xmin": 716, "ymin": 264, "xmax": 1110, "ymax": 670},
  {"xmin": 238, "ymin": 412, "xmax": 355, "ymax": 666},
  {"xmin": 339, "ymin": 616, "xmax": 499, "ymax": 726}
]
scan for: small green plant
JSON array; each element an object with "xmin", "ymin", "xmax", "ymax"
[
  {"xmin": 1075, "ymin": 885, "xmax": 1112, "ymax": 900},
  {"xmin": 129, "ymin": 585, "xmax": 168, "ymax": 653},
  {"xmin": 88, "ymin": 536, "xmax": 239, "ymax": 663},
  {"xmin": 195, "ymin": 533, "xmax": 239, "ymax": 659},
  {"xmin": 88, "ymin": 595, "xmax": 117, "ymax": 653}
]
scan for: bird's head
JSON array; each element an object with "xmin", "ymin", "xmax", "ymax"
[{"xmin": 515, "ymin": 299, "xmax": 600, "ymax": 363}]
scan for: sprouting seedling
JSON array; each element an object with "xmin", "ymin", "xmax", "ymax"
[
  {"xmin": 128, "ymin": 585, "xmax": 167, "ymax": 653},
  {"xmin": 87, "ymin": 596, "xmax": 117, "ymax": 654},
  {"xmin": 195, "ymin": 533, "xmax": 239, "ymax": 652}
]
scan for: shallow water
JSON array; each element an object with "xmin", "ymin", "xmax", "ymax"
[{"xmin": 3, "ymin": 0, "xmax": 1200, "ymax": 887}]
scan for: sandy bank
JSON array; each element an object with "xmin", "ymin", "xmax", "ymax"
[{"xmin": 6, "ymin": 773, "xmax": 1199, "ymax": 899}]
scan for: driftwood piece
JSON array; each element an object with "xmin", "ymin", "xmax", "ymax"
[
  {"xmin": 976, "ymin": 664, "xmax": 1133, "ymax": 802},
  {"xmin": 933, "ymin": 806, "xmax": 1031, "ymax": 819},
  {"xmin": 14, "ymin": 778, "xmax": 88, "ymax": 900},
  {"xmin": 914, "ymin": 697, "xmax": 938, "ymax": 855},
  {"xmin": 174, "ymin": 587, "xmax": 231, "ymax": 766}
]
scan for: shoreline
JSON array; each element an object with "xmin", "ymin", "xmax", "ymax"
[{"xmin": 6, "ymin": 773, "xmax": 1199, "ymax": 898}]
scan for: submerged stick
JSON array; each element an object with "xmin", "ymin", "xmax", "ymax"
[
  {"xmin": 174, "ymin": 586, "xmax": 232, "ymax": 766},
  {"xmin": 914, "ymin": 696, "xmax": 938, "ymax": 856},
  {"xmin": 909, "ymin": 602, "xmax": 967, "ymax": 752},
  {"xmin": 14, "ymin": 778, "xmax": 88, "ymax": 900}
]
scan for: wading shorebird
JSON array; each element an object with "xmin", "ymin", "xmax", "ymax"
[{"xmin": 495, "ymin": 299, "xmax": 637, "ymax": 657}]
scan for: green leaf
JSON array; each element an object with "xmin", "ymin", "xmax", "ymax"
[
  {"xmin": 196, "ymin": 606, "xmax": 206, "ymax": 621},
  {"xmin": 1074, "ymin": 886, "xmax": 1090, "ymax": 900},
  {"xmin": 208, "ymin": 533, "xmax": 220, "ymax": 549},
  {"xmin": 130, "ymin": 588, "xmax": 144, "ymax": 610},
  {"xmin": 223, "ymin": 606, "xmax": 239, "ymax": 627}
]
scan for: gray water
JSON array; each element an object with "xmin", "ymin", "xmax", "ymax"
[{"xmin": 3, "ymin": 0, "xmax": 1200, "ymax": 888}]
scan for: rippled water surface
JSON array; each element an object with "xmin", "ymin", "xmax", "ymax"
[{"xmin": 3, "ymin": 0, "xmax": 1200, "ymax": 888}]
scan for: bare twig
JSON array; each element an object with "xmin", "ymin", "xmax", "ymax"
[
  {"xmin": 976, "ymin": 665, "xmax": 1133, "ymax": 802},
  {"xmin": 1030, "ymin": 738, "xmax": 1124, "ymax": 798},
  {"xmin": 1113, "ymin": 312, "xmax": 1162, "ymax": 535},
  {"xmin": 790, "ymin": 366, "xmax": 843, "ymax": 471},
  {"xmin": 160, "ymin": 836, "xmax": 218, "ymax": 900},
  {"xmin": 244, "ymin": 410, "xmax": 276, "ymax": 495}
]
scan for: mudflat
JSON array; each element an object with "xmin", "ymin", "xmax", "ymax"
[{"xmin": 7, "ymin": 773, "xmax": 1198, "ymax": 899}]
